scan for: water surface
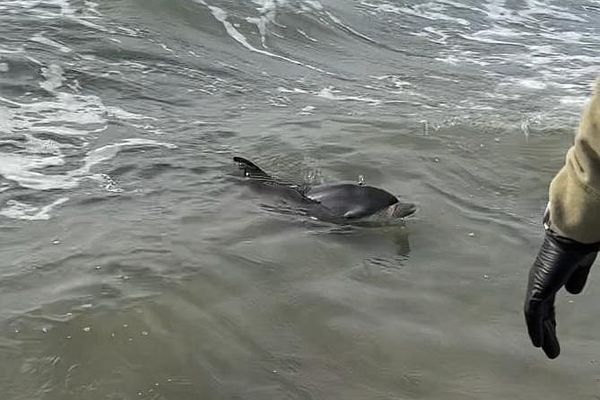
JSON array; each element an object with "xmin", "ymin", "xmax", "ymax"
[{"xmin": 1, "ymin": 0, "xmax": 600, "ymax": 399}]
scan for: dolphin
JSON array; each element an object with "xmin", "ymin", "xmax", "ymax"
[{"xmin": 233, "ymin": 156, "xmax": 416, "ymax": 224}]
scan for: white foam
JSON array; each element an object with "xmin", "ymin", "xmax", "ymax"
[
  {"xmin": 297, "ymin": 29, "xmax": 318, "ymax": 42},
  {"xmin": 482, "ymin": 0, "xmax": 587, "ymax": 27},
  {"xmin": 158, "ymin": 43, "xmax": 174, "ymax": 53},
  {"xmin": 116, "ymin": 26, "xmax": 140, "ymax": 37},
  {"xmin": 1, "ymin": 0, "xmax": 110, "ymax": 31},
  {"xmin": 517, "ymin": 79, "xmax": 547, "ymax": 90},
  {"xmin": 436, "ymin": 0, "xmax": 474, "ymax": 10},
  {"xmin": 460, "ymin": 26, "xmax": 528, "ymax": 46},
  {"xmin": 435, "ymin": 53, "xmax": 489, "ymax": 66},
  {"xmin": 539, "ymin": 31, "xmax": 590, "ymax": 45},
  {"xmin": 21, "ymin": 133, "xmax": 69, "ymax": 155},
  {"xmin": 245, "ymin": 16, "xmax": 269, "ymax": 47},
  {"xmin": 79, "ymin": 139, "xmax": 177, "ymax": 176},
  {"xmin": 560, "ymin": 96, "xmax": 587, "ymax": 106},
  {"xmin": 84, "ymin": 0, "xmax": 101, "ymax": 16},
  {"xmin": 0, "ymin": 152, "xmax": 76, "ymax": 190},
  {"xmin": 277, "ymin": 87, "xmax": 309, "ymax": 94},
  {"xmin": 0, "ymin": 57, "xmax": 171, "ymax": 221},
  {"xmin": 0, "ymin": 197, "xmax": 69, "ymax": 220},
  {"xmin": 0, "ymin": 138, "xmax": 176, "ymax": 191},
  {"xmin": 30, "ymin": 33, "xmax": 72, "ymax": 53},
  {"xmin": 523, "ymin": 0, "xmax": 586, "ymax": 23},
  {"xmin": 371, "ymin": 75, "xmax": 412, "ymax": 88},
  {"xmin": 303, "ymin": 0, "xmax": 323, "ymax": 10},
  {"xmin": 105, "ymin": 106, "xmax": 157, "ymax": 121},
  {"xmin": 300, "ymin": 105, "xmax": 315, "ymax": 114},
  {"xmin": 0, "ymin": 44, "xmax": 24, "ymax": 55},
  {"xmin": 1, "ymin": 62, "xmax": 106, "ymax": 136},
  {"xmin": 361, "ymin": 1, "xmax": 469, "ymax": 26},
  {"xmin": 325, "ymin": 11, "xmax": 378, "ymax": 44},
  {"xmin": 196, "ymin": 1, "xmax": 331, "ymax": 75},
  {"xmin": 422, "ymin": 27, "xmax": 449, "ymax": 44},
  {"xmin": 317, "ymin": 87, "xmax": 381, "ymax": 105},
  {"xmin": 246, "ymin": 0, "xmax": 283, "ymax": 48},
  {"xmin": 39, "ymin": 64, "xmax": 66, "ymax": 92},
  {"xmin": 1, "ymin": 94, "xmax": 107, "ymax": 136}
]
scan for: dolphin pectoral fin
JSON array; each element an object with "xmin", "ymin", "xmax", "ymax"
[{"xmin": 233, "ymin": 156, "xmax": 271, "ymax": 179}]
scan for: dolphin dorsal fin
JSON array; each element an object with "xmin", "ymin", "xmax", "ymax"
[
  {"xmin": 233, "ymin": 156, "xmax": 312, "ymax": 201},
  {"xmin": 234, "ymin": 156, "xmax": 271, "ymax": 179}
]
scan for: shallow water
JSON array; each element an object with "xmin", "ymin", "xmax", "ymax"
[{"xmin": 1, "ymin": 0, "xmax": 600, "ymax": 399}]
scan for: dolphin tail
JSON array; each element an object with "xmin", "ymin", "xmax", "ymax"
[{"xmin": 233, "ymin": 156, "xmax": 272, "ymax": 180}]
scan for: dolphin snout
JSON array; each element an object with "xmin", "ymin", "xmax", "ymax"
[{"xmin": 390, "ymin": 202, "xmax": 417, "ymax": 218}]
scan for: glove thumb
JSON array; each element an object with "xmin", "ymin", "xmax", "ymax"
[{"xmin": 565, "ymin": 252, "xmax": 597, "ymax": 294}]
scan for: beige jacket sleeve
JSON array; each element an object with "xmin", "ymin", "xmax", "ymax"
[{"xmin": 549, "ymin": 79, "xmax": 600, "ymax": 244}]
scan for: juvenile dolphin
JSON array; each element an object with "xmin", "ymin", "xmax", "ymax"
[{"xmin": 233, "ymin": 156, "xmax": 416, "ymax": 223}]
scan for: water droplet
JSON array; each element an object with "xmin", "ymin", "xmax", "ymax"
[
  {"xmin": 123, "ymin": 324, "xmax": 128, "ymax": 328},
  {"xmin": 83, "ymin": 326, "xmax": 91, "ymax": 332},
  {"xmin": 494, "ymin": 137, "xmax": 500, "ymax": 142},
  {"xmin": 483, "ymin": 274, "xmax": 489, "ymax": 280},
  {"xmin": 66, "ymin": 335, "xmax": 72, "ymax": 339},
  {"xmin": 141, "ymin": 331, "xmax": 149, "ymax": 336},
  {"xmin": 468, "ymin": 232, "xmax": 475, "ymax": 237},
  {"xmin": 95, "ymin": 265, "xmax": 102, "ymax": 270},
  {"xmin": 52, "ymin": 239, "xmax": 61, "ymax": 245},
  {"xmin": 357, "ymin": 175, "xmax": 365, "ymax": 185},
  {"xmin": 41, "ymin": 327, "xmax": 48, "ymax": 333},
  {"xmin": 111, "ymin": 332, "xmax": 116, "ymax": 337}
]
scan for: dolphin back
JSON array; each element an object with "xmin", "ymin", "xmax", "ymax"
[{"xmin": 307, "ymin": 183, "xmax": 403, "ymax": 219}]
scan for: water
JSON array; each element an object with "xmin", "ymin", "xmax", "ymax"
[{"xmin": 1, "ymin": 0, "xmax": 600, "ymax": 398}]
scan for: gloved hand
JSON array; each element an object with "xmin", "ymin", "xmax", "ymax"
[{"xmin": 524, "ymin": 227, "xmax": 599, "ymax": 359}]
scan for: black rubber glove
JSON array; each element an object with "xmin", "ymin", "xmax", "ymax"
[{"xmin": 524, "ymin": 229, "xmax": 599, "ymax": 359}]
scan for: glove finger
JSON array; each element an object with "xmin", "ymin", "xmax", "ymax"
[
  {"xmin": 541, "ymin": 318, "xmax": 560, "ymax": 359},
  {"xmin": 541, "ymin": 299, "xmax": 560, "ymax": 359},
  {"xmin": 524, "ymin": 299, "xmax": 543, "ymax": 348},
  {"xmin": 565, "ymin": 253, "xmax": 597, "ymax": 294}
]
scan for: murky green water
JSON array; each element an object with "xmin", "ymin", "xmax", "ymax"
[{"xmin": 2, "ymin": 0, "xmax": 600, "ymax": 399}]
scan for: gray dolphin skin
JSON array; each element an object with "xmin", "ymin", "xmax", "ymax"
[{"xmin": 234, "ymin": 156, "xmax": 416, "ymax": 223}]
